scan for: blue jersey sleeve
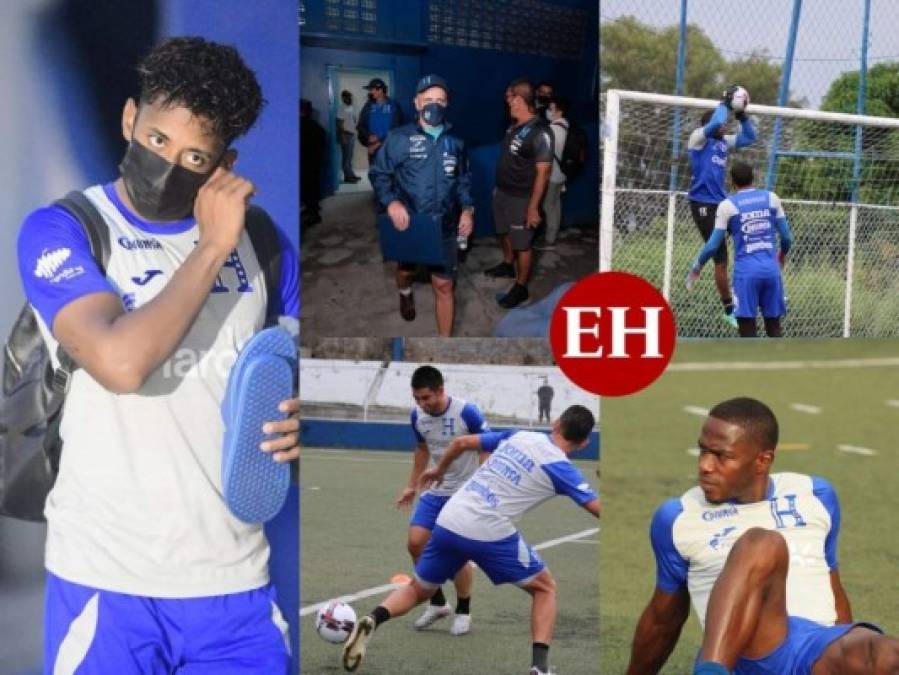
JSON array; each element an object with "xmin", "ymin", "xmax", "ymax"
[
  {"xmin": 542, "ymin": 460, "xmax": 599, "ymax": 505},
  {"xmin": 410, "ymin": 409, "xmax": 424, "ymax": 443},
  {"xmin": 812, "ymin": 476, "xmax": 841, "ymax": 570},
  {"xmin": 734, "ymin": 116, "xmax": 757, "ymax": 149},
  {"xmin": 650, "ymin": 499, "xmax": 689, "ymax": 593},
  {"xmin": 17, "ymin": 205, "xmax": 116, "ymax": 330},
  {"xmin": 478, "ymin": 430, "xmax": 514, "ymax": 453},
  {"xmin": 702, "ymin": 103, "xmax": 729, "ymax": 138},
  {"xmin": 460, "ymin": 402, "xmax": 489, "ymax": 433},
  {"xmin": 274, "ymin": 224, "xmax": 299, "ymax": 318}
]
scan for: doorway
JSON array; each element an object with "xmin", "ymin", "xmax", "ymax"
[{"xmin": 327, "ymin": 66, "xmax": 394, "ymax": 195}]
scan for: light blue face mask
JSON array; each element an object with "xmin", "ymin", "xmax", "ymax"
[{"xmin": 422, "ymin": 102, "xmax": 447, "ymax": 127}]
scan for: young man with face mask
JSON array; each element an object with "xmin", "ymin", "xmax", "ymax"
[
  {"xmin": 687, "ymin": 86, "xmax": 758, "ymax": 330},
  {"xmin": 370, "ymin": 74, "xmax": 474, "ymax": 337},
  {"xmin": 486, "ymin": 79, "xmax": 554, "ymax": 309},
  {"xmin": 535, "ymin": 98, "xmax": 569, "ymax": 251},
  {"xmin": 16, "ymin": 37, "xmax": 299, "ymax": 673}
]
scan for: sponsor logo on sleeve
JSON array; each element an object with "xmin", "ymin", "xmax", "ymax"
[{"xmin": 34, "ymin": 248, "xmax": 84, "ymax": 284}]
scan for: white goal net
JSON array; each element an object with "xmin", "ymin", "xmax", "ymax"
[{"xmin": 601, "ymin": 89, "xmax": 899, "ymax": 337}]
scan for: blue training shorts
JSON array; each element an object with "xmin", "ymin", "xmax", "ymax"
[
  {"xmin": 733, "ymin": 273, "xmax": 786, "ymax": 319},
  {"xmin": 44, "ymin": 573, "xmax": 291, "ymax": 675},
  {"xmin": 415, "ymin": 525, "xmax": 545, "ymax": 588},
  {"xmin": 409, "ymin": 493, "xmax": 452, "ymax": 530},
  {"xmin": 735, "ymin": 616, "xmax": 882, "ymax": 675}
]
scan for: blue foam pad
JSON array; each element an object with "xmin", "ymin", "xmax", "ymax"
[
  {"xmin": 377, "ymin": 214, "xmax": 445, "ymax": 265},
  {"xmin": 222, "ymin": 327, "xmax": 296, "ymax": 523}
]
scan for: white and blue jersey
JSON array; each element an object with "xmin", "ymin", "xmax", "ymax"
[
  {"xmin": 687, "ymin": 103, "xmax": 757, "ymax": 205},
  {"xmin": 16, "ymin": 182, "xmax": 299, "ymax": 599},
  {"xmin": 437, "ymin": 430, "xmax": 598, "ymax": 542},
  {"xmin": 411, "ymin": 397, "xmax": 488, "ymax": 498},
  {"xmin": 651, "ymin": 473, "xmax": 840, "ymax": 629},
  {"xmin": 416, "ymin": 431, "xmax": 597, "ymax": 588}
]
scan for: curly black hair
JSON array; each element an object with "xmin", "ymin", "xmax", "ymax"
[{"xmin": 136, "ymin": 36, "xmax": 265, "ymax": 144}]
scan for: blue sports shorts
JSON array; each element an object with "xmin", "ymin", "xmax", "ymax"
[
  {"xmin": 44, "ymin": 573, "xmax": 290, "ymax": 674},
  {"xmin": 733, "ymin": 273, "xmax": 786, "ymax": 319},
  {"xmin": 409, "ymin": 493, "xmax": 452, "ymax": 531}
]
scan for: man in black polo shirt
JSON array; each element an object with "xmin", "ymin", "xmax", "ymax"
[{"xmin": 485, "ymin": 79, "xmax": 553, "ymax": 309}]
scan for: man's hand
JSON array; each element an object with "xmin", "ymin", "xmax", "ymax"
[
  {"xmin": 396, "ymin": 486, "xmax": 416, "ymax": 510},
  {"xmin": 778, "ymin": 250, "xmax": 786, "ymax": 268},
  {"xmin": 419, "ymin": 467, "xmax": 445, "ymax": 491},
  {"xmin": 686, "ymin": 264, "xmax": 702, "ymax": 291},
  {"xmin": 526, "ymin": 205, "xmax": 541, "ymax": 228},
  {"xmin": 260, "ymin": 397, "xmax": 299, "ymax": 463},
  {"xmin": 368, "ymin": 134, "xmax": 379, "ymax": 145},
  {"xmin": 722, "ymin": 85, "xmax": 739, "ymax": 110},
  {"xmin": 194, "ymin": 167, "xmax": 256, "ymax": 255},
  {"xmin": 387, "ymin": 200, "xmax": 410, "ymax": 231},
  {"xmin": 458, "ymin": 209, "xmax": 474, "ymax": 238}
]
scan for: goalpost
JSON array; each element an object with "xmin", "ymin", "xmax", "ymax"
[{"xmin": 601, "ymin": 89, "xmax": 899, "ymax": 338}]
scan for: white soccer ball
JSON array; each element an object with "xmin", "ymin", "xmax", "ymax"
[
  {"xmin": 731, "ymin": 86, "xmax": 750, "ymax": 113},
  {"xmin": 315, "ymin": 600, "xmax": 357, "ymax": 644}
]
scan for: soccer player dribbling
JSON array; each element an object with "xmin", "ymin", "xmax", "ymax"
[{"xmin": 627, "ymin": 397, "xmax": 899, "ymax": 675}]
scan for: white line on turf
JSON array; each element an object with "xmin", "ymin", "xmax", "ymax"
[
  {"xmin": 683, "ymin": 406, "xmax": 709, "ymax": 417},
  {"xmin": 838, "ymin": 444, "xmax": 877, "ymax": 456},
  {"xmin": 887, "ymin": 400, "xmax": 899, "ymax": 408},
  {"xmin": 790, "ymin": 403, "xmax": 822, "ymax": 415},
  {"xmin": 668, "ymin": 357, "xmax": 899, "ymax": 372},
  {"xmin": 299, "ymin": 527, "xmax": 600, "ymax": 618}
]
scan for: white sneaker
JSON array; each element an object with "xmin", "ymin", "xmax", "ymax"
[
  {"xmin": 450, "ymin": 613, "xmax": 472, "ymax": 635},
  {"xmin": 342, "ymin": 615, "xmax": 375, "ymax": 672},
  {"xmin": 412, "ymin": 603, "xmax": 452, "ymax": 630},
  {"xmin": 529, "ymin": 668, "xmax": 557, "ymax": 675}
]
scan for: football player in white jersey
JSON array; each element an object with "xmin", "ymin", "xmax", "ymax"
[
  {"xmin": 396, "ymin": 365, "xmax": 489, "ymax": 635},
  {"xmin": 17, "ymin": 38, "xmax": 299, "ymax": 673},
  {"xmin": 627, "ymin": 398, "xmax": 899, "ymax": 675},
  {"xmin": 344, "ymin": 405, "xmax": 600, "ymax": 675}
]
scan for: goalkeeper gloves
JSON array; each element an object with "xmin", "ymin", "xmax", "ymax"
[
  {"xmin": 722, "ymin": 85, "xmax": 740, "ymax": 109},
  {"xmin": 735, "ymin": 110, "xmax": 748, "ymax": 123},
  {"xmin": 686, "ymin": 260, "xmax": 702, "ymax": 291}
]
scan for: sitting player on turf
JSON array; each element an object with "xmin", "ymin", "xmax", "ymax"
[
  {"xmin": 687, "ymin": 161, "xmax": 792, "ymax": 338},
  {"xmin": 687, "ymin": 85, "xmax": 757, "ymax": 330},
  {"xmin": 395, "ymin": 365, "xmax": 489, "ymax": 636},
  {"xmin": 626, "ymin": 397, "xmax": 899, "ymax": 675},
  {"xmin": 344, "ymin": 405, "xmax": 600, "ymax": 675}
]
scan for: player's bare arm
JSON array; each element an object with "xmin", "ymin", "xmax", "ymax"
[
  {"xmin": 583, "ymin": 498, "xmax": 601, "ymax": 519},
  {"xmin": 419, "ymin": 434, "xmax": 483, "ymax": 488},
  {"xmin": 527, "ymin": 161, "xmax": 551, "ymax": 227},
  {"xmin": 626, "ymin": 587, "xmax": 691, "ymax": 675},
  {"xmin": 397, "ymin": 443, "xmax": 429, "ymax": 508},
  {"xmin": 830, "ymin": 570, "xmax": 853, "ymax": 624},
  {"xmin": 52, "ymin": 166, "xmax": 254, "ymax": 393},
  {"xmin": 260, "ymin": 397, "xmax": 299, "ymax": 463}
]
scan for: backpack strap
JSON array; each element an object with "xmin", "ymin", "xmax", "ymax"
[
  {"xmin": 244, "ymin": 206, "xmax": 284, "ymax": 326},
  {"xmin": 49, "ymin": 191, "xmax": 112, "ymax": 393}
]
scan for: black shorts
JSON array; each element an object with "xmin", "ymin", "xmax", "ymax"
[
  {"xmin": 690, "ymin": 200, "xmax": 728, "ymax": 264},
  {"xmin": 398, "ymin": 236, "xmax": 458, "ymax": 280}
]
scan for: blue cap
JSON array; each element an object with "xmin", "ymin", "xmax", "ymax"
[{"xmin": 416, "ymin": 74, "xmax": 448, "ymax": 95}]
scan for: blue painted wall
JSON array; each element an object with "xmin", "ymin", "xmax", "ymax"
[{"xmin": 301, "ymin": 418, "xmax": 601, "ymax": 461}]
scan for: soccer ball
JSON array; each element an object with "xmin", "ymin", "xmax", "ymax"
[
  {"xmin": 731, "ymin": 86, "xmax": 750, "ymax": 113},
  {"xmin": 315, "ymin": 600, "xmax": 357, "ymax": 644}
]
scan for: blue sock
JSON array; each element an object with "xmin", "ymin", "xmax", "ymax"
[{"xmin": 693, "ymin": 662, "xmax": 731, "ymax": 675}]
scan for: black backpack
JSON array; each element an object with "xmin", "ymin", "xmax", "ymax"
[
  {"xmin": 553, "ymin": 120, "xmax": 588, "ymax": 180},
  {"xmin": 0, "ymin": 191, "xmax": 284, "ymax": 522}
]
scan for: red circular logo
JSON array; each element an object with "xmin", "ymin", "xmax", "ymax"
[{"xmin": 549, "ymin": 272, "xmax": 676, "ymax": 397}]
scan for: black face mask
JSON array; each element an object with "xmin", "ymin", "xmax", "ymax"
[{"xmin": 118, "ymin": 139, "xmax": 213, "ymax": 222}]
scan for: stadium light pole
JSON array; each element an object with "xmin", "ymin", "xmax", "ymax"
[{"xmin": 765, "ymin": 0, "xmax": 802, "ymax": 192}]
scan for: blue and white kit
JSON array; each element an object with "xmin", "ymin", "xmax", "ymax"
[
  {"xmin": 17, "ymin": 183, "xmax": 299, "ymax": 672},
  {"xmin": 415, "ymin": 430, "xmax": 598, "ymax": 587},
  {"xmin": 409, "ymin": 397, "xmax": 488, "ymax": 530},
  {"xmin": 687, "ymin": 103, "xmax": 757, "ymax": 205},
  {"xmin": 651, "ymin": 472, "xmax": 877, "ymax": 674}
]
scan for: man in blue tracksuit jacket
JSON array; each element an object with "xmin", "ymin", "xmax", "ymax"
[
  {"xmin": 370, "ymin": 74, "xmax": 474, "ymax": 337},
  {"xmin": 357, "ymin": 78, "xmax": 403, "ymax": 164},
  {"xmin": 688, "ymin": 85, "xmax": 757, "ymax": 330}
]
